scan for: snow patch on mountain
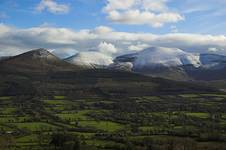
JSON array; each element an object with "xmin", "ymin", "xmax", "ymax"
[
  {"xmin": 30, "ymin": 49, "xmax": 58, "ymax": 60},
  {"xmin": 64, "ymin": 46, "xmax": 226, "ymax": 71},
  {"xmin": 65, "ymin": 51, "xmax": 113, "ymax": 67},
  {"xmin": 129, "ymin": 47, "xmax": 201, "ymax": 68}
]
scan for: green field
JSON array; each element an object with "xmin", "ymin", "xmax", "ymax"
[
  {"xmin": 186, "ymin": 112, "xmax": 209, "ymax": 118},
  {"xmin": 0, "ymin": 93, "xmax": 226, "ymax": 150},
  {"xmin": 10, "ymin": 122, "xmax": 58, "ymax": 131},
  {"xmin": 56, "ymin": 110, "xmax": 91, "ymax": 121},
  {"xmin": 78, "ymin": 120, "xmax": 123, "ymax": 132}
]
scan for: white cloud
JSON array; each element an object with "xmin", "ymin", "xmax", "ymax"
[
  {"xmin": 108, "ymin": 10, "xmax": 183, "ymax": 27},
  {"xmin": 208, "ymin": 47, "xmax": 218, "ymax": 52},
  {"xmin": 103, "ymin": 0, "xmax": 184, "ymax": 27},
  {"xmin": 208, "ymin": 47, "xmax": 224, "ymax": 52},
  {"xmin": 180, "ymin": 0, "xmax": 226, "ymax": 16},
  {"xmin": 98, "ymin": 42, "xmax": 118, "ymax": 55},
  {"xmin": 0, "ymin": 24, "xmax": 11, "ymax": 34},
  {"xmin": 36, "ymin": 0, "xmax": 70, "ymax": 14},
  {"xmin": 128, "ymin": 43, "xmax": 150, "ymax": 51},
  {"xmin": 0, "ymin": 24, "xmax": 226, "ymax": 57},
  {"xmin": 104, "ymin": 0, "xmax": 135, "ymax": 12},
  {"xmin": 93, "ymin": 26, "xmax": 113, "ymax": 34},
  {"xmin": 142, "ymin": 0, "xmax": 168, "ymax": 12}
]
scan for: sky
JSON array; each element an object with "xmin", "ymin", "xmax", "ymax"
[{"xmin": 0, "ymin": 0, "xmax": 226, "ymax": 58}]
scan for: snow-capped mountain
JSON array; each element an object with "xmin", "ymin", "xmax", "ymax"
[
  {"xmin": 65, "ymin": 51, "xmax": 113, "ymax": 68},
  {"xmin": 62, "ymin": 47, "xmax": 226, "ymax": 80},
  {"xmin": 114, "ymin": 47, "xmax": 201, "ymax": 71},
  {"xmin": 114, "ymin": 47, "xmax": 226, "ymax": 70},
  {"xmin": 1, "ymin": 47, "xmax": 225, "ymax": 81},
  {"xmin": 133, "ymin": 47, "xmax": 201, "ymax": 68},
  {"xmin": 112, "ymin": 47, "xmax": 226, "ymax": 80}
]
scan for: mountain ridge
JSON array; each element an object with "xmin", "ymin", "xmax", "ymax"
[
  {"xmin": 112, "ymin": 47, "xmax": 226, "ymax": 81},
  {"xmin": 0, "ymin": 48, "xmax": 82, "ymax": 72},
  {"xmin": 1, "ymin": 47, "xmax": 226, "ymax": 81}
]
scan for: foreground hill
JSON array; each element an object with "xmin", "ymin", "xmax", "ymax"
[{"xmin": 0, "ymin": 48, "xmax": 81, "ymax": 73}]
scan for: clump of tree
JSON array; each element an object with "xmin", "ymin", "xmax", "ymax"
[
  {"xmin": 0, "ymin": 135, "xmax": 15, "ymax": 150},
  {"xmin": 50, "ymin": 132, "xmax": 80, "ymax": 150}
]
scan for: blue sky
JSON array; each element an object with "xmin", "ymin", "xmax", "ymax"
[
  {"xmin": 0, "ymin": 0, "xmax": 106, "ymax": 29},
  {"xmin": 1, "ymin": 0, "xmax": 226, "ymax": 34},
  {"xmin": 0, "ymin": 0, "xmax": 226, "ymax": 57}
]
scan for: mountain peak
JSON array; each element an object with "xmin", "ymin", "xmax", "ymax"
[
  {"xmin": 65, "ymin": 51, "xmax": 113, "ymax": 68},
  {"xmin": 22, "ymin": 48, "xmax": 56, "ymax": 59},
  {"xmin": 131, "ymin": 47, "xmax": 201, "ymax": 68},
  {"xmin": 0, "ymin": 48, "xmax": 80, "ymax": 72},
  {"xmin": 30, "ymin": 48, "xmax": 49, "ymax": 53},
  {"xmin": 143, "ymin": 47, "xmax": 183, "ymax": 53}
]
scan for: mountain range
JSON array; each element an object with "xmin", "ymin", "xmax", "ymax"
[
  {"xmin": 1, "ymin": 47, "xmax": 226, "ymax": 82},
  {"xmin": 64, "ymin": 47, "xmax": 226, "ymax": 81},
  {"xmin": 0, "ymin": 48, "xmax": 217, "ymax": 96}
]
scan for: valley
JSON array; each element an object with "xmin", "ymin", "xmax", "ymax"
[{"xmin": 1, "ymin": 93, "xmax": 226, "ymax": 150}]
